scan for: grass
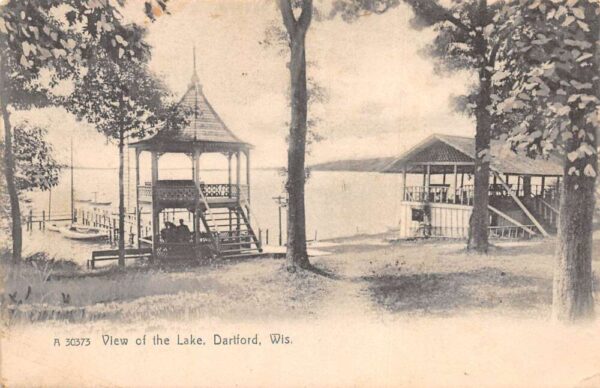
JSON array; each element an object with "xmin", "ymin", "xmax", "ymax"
[{"xmin": 2, "ymin": 237, "xmax": 600, "ymax": 324}]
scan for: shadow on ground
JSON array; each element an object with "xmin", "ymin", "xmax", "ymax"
[{"xmin": 362, "ymin": 267, "xmax": 553, "ymax": 316}]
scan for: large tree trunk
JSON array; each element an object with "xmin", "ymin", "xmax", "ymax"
[
  {"xmin": 552, "ymin": 113, "xmax": 596, "ymax": 322},
  {"xmin": 285, "ymin": 37, "xmax": 310, "ymax": 270},
  {"xmin": 278, "ymin": 0, "xmax": 312, "ymax": 271},
  {"xmin": 552, "ymin": 8, "xmax": 598, "ymax": 322},
  {"xmin": 118, "ymin": 129, "xmax": 125, "ymax": 267},
  {"xmin": 468, "ymin": 60, "xmax": 491, "ymax": 253},
  {"xmin": 0, "ymin": 61, "xmax": 22, "ymax": 263}
]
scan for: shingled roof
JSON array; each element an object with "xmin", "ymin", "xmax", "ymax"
[
  {"xmin": 383, "ymin": 134, "xmax": 563, "ymax": 176},
  {"xmin": 130, "ymin": 69, "xmax": 249, "ymax": 153}
]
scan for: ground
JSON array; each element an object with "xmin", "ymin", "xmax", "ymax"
[
  {"xmin": 2, "ymin": 235, "xmax": 599, "ymax": 324},
  {"xmin": 3, "ymin": 237, "xmax": 600, "ymax": 387}
]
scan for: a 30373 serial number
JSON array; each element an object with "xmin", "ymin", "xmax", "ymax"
[{"xmin": 54, "ymin": 337, "xmax": 91, "ymax": 347}]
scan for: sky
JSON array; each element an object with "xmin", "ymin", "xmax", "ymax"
[{"xmin": 14, "ymin": 0, "xmax": 476, "ymax": 169}]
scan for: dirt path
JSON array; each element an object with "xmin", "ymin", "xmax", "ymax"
[{"xmin": 310, "ymin": 254, "xmax": 388, "ymax": 320}]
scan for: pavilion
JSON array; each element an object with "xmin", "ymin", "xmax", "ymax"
[
  {"xmin": 129, "ymin": 57, "xmax": 262, "ymax": 261},
  {"xmin": 382, "ymin": 134, "xmax": 563, "ymax": 239}
]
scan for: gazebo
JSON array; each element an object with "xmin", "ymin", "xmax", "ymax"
[{"xmin": 129, "ymin": 60, "xmax": 262, "ymax": 261}]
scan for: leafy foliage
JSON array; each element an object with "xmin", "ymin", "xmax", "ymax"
[
  {"xmin": 495, "ymin": 0, "xmax": 599, "ymax": 177},
  {"xmin": 66, "ymin": 42, "xmax": 187, "ymax": 144},
  {"xmin": 12, "ymin": 123, "xmax": 61, "ymax": 192}
]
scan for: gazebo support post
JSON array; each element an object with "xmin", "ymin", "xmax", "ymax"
[
  {"xmin": 192, "ymin": 150, "xmax": 200, "ymax": 247},
  {"xmin": 151, "ymin": 151, "xmax": 159, "ymax": 262},
  {"xmin": 425, "ymin": 164, "xmax": 431, "ymax": 201},
  {"xmin": 228, "ymin": 153, "xmax": 232, "ymax": 232},
  {"xmin": 236, "ymin": 151, "xmax": 241, "ymax": 230},
  {"xmin": 227, "ymin": 153, "xmax": 232, "ymax": 197},
  {"xmin": 245, "ymin": 150, "xmax": 251, "ymax": 224}
]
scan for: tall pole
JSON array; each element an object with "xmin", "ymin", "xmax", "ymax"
[
  {"xmin": 279, "ymin": 205, "xmax": 282, "ymax": 246},
  {"xmin": 48, "ymin": 188, "xmax": 52, "ymax": 222},
  {"xmin": 70, "ymin": 137, "xmax": 74, "ymax": 222}
]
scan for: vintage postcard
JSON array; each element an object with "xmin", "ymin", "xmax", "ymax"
[{"xmin": 1, "ymin": 0, "xmax": 599, "ymax": 386}]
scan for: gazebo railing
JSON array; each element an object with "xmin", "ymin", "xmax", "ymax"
[{"xmin": 138, "ymin": 181, "xmax": 249, "ymax": 203}]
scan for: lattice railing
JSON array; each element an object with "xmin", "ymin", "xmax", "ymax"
[
  {"xmin": 138, "ymin": 182, "xmax": 249, "ymax": 202},
  {"xmin": 156, "ymin": 185, "xmax": 197, "ymax": 202}
]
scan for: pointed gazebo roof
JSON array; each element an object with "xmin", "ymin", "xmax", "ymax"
[{"xmin": 130, "ymin": 50, "xmax": 250, "ymax": 154}]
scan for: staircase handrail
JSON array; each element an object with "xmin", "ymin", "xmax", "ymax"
[
  {"xmin": 196, "ymin": 181, "xmax": 220, "ymax": 235},
  {"xmin": 237, "ymin": 187, "xmax": 264, "ymax": 250},
  {"xmin": 539, "ymin": 197, "xmax": 559, "ymax": 214},
  {"xmin": 237, "ymin": 187, "xmax": 262, "ymax": 234}
]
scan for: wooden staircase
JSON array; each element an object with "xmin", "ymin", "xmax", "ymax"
[
  {"xmin": 523, "ymin": 196, "xmax": 559, "ymax": 235},
  {"xmin": 200, "ymin": 206, "xmax": 263, "ymax": 259}
]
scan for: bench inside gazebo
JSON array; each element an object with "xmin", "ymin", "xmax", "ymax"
[{"xmin": 383, "ymin": 134, "xmax": 563, "ymax": 239}]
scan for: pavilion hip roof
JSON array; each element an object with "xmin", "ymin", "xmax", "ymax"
[{"xmin": 383, "ymin": 134, "xmax": 563, "ymax": 176}]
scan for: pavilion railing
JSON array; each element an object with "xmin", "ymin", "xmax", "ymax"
[
  {"xmin": 403, "ymin": 184, "xmax": 560, "ymax": 207},
  {"xmin": 403, "ymin": 186, "xmax": 474, "ymax": 205}
]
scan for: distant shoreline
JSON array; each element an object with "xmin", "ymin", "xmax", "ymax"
[{"xmin": 309, "ymin": 157, "xmax": 396, "ymax": 173}]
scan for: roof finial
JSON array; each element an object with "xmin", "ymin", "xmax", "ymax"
[{"xmin": 190, "ymin": 45, "xmax": 199, "ymax": 86}]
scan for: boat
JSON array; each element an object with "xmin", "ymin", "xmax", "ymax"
[
  {"xmin": 60, "ymin": 225, "xmax": 108, "ymax": 241},
  {"xmin": 75, "ymin": 198, "xmax": 91, "ymax": 203},
  {"xmin": 90, "ymin": 201, "xmax": 112, "ymax": 206},
  {"xmin": 90, "ymin": 192, "xmax": 112, "ymax": 206},
  {"xmin": 47, "ymin": 223, "xmax": 62, "ymax": 232}
]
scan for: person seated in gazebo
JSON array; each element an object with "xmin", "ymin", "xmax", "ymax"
[
  {"xmin": 176, "ymin": 219, "xmax": 191, "ymax": 243},
  {"xmin": 161, "ymin": 221, "xmax": 177, "ymax": 243}
]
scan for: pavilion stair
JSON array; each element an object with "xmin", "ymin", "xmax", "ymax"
[
  {"xmin": 523, "ymin": 196, "xmax": 559, "ymax": 235},
  {"xmin": 201, "ymin": 206, "xmax": 263, "ymax": 259}
]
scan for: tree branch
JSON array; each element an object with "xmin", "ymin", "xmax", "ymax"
[
  {"xmin": 297, "ymin": 0, "xmax": 313, "ymax": 33},
  {"xmin": 487, "ymin": 26, "xmax": 512, "ymax": 67},
  {"xmin": 444, "ymin": 12, "xmax": 473, "ymax": 34},
  {"xmin": 278, "ymin": 0, "xmax": 297, "ymax": 36},
  {"xmin": 406, "ymin": 0, "xmax": 474, "ymax": 34}
]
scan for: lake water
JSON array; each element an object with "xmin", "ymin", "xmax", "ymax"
[{"xmin": 22, "ymin": 168, "xmax": 408, "ymax": 264}]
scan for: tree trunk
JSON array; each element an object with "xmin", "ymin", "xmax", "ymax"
[
  {"xmin": 468, "ymin": 65, "xmax": 491, "ymax": 253},
  {"xmin": 0, "ymin": 60, "xmax": 22, "ymax": 263},
  {"xmin": 552, "ymin": 8, "xmax": 598, "ymax": 322},
  {"xmin": 118, "ymin": 128, "xmax": 125, "ymax": 267},
  {"xmin": 552, "ymin": 113, "xmax": 596, "ymax": 322},
  {"xmin": 285, "ymin": 37, "xmax": 310, "ymax": 270}
]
